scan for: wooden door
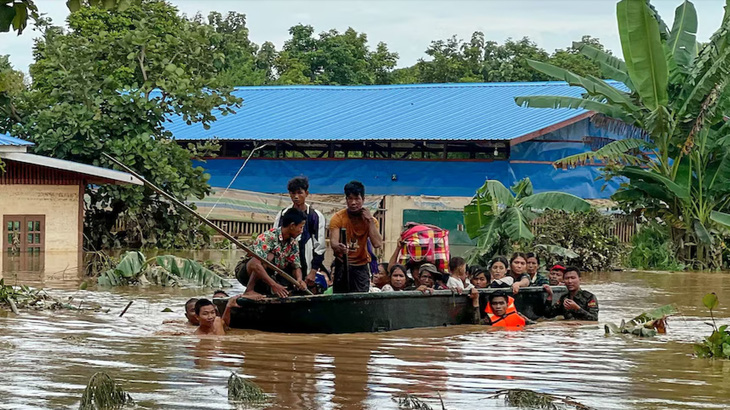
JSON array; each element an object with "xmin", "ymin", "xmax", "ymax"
[{"xmin": 3, "ymin": 215, "xmax": 45, "ymax": 272}]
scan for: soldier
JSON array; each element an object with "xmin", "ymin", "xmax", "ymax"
[{"xmin": 542, "ymin": 267, "xmax": 599, "ymax": 321}]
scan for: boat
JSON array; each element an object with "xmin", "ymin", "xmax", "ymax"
[{"xmin": 213, "ymin": 286, "xmax": 567, "ymax": 334}]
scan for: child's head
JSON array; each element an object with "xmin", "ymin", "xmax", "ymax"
[
  {"xmin": 449, "ymin": 256, "xmax": 467, "ymax": 278},
  {"xmin": 471, "ymin": 270, "xmax": 489, "ymax": 288}
]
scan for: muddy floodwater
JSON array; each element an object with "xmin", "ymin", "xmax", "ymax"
[{"xmin": 2, "ymin": 254, "xmax": 730, "ymax": 409}]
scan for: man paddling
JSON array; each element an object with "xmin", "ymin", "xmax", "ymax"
[
  {"xmin": 542, "ymin": 267, "xmax": 599, "ymax": 321},
  {"xmin": 329, "ymin": 181, "xmax": 383, "ymax": 293},
  {"xmin": 236, "ymin": 208, "xmax": 308, "ymax": 298}
]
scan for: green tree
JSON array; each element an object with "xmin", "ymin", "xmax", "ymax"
[
  {"xmin": 463, "ymin": 178, "xmax": 590, "ymax": 263},
  {"xmin": 408, "ymin": 33, "xmax": 608, "ymax": 84},
  {"xmin": 515, "ymin": 0, "xmax": 730, "ymax": 269},
  {"xmin": 3, "ymin": 1, "xmax": 240, "ymax": 249},
  {"xmin": 275, "ymin": 24, "xmax": 399, "ymax": 85},
  {"xmin": 548, "ymin": 35, "xmax": 606, "ymax": 78},
  {"xmin": 1, "ymin": 0, "xmax": 138, "ymax": 34}
]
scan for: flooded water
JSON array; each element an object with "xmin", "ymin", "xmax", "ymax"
[{"xmin": 2, "ymin": 258, "xmax": 730, "ymax": 409}]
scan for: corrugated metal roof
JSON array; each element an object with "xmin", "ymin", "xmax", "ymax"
[
  {"xmin": 0, "ymin": 132, "xmax": 33, "ymax": 146},
  {"xmin": 167, "ymin": 82, "xmax": 608, "ymax": 142}
]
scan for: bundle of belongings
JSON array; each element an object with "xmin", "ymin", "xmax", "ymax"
[{"xmin": 397, "ymin": 223, "xmax": 451, "ymax": 273}]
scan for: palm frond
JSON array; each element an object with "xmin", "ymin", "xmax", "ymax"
[
  {"xmin": 514, "ymin": 95, "xmax": 637, "ymax": 124},
  {"xmin": 525, "ymin": 60, "xmax": 639, "ymax": 111},
  {"xmin": 553, "ymin": 138, "xmax": 653, "ymax": 169}
]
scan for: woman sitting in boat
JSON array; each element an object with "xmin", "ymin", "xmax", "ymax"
[
  {"xmin": 487, "ymin": 256, "xmax": 514, "ymax": 289},
  {"xmin": 507, "ymin": 253, "xmax": 531, "ymax": 294},
  {"xmin": 381, "ymin": 264, "xmax": 410, "ymax": 291},
  {"xmin": 526, "ymin": 252, "xmax": 549, "ymax": 286},
  {"xmin": 370, "ymin": 263, "xmax": 390, "ymax": 292},
  {"xmin": 469, "ymin": 290, "xmax": 532, "ymax": 328}
]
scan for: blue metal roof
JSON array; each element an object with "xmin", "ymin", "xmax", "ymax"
[
  {"xmin": 0, "ymin": 132, "xmax": 33, "ymax": 146},
  {"xmin": 167, "ymin": 82, "xmax": 604, "ymax": 142}
]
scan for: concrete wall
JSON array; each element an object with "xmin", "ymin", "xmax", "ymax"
[{"xmin": 0, "ymin": 184, "xmax": 82, "ymax": 276}]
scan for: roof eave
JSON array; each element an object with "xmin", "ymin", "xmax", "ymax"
[
  {"xmin": 509, "ymin": 111, "xmax": 595, "ymax": 147},
  {"xmin": 0, "ymin": 152, "xmax": 143, "ymax": 186}
]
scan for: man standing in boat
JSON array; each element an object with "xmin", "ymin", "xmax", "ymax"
[
  {"xmin": 329, "ymin": 181, "xmax": 383, "ymax": 293},
  {"xmin": 273, "ymin": 177, "xmax": 327, "ymax": 291},
  {"xmin": 236, "ymin": 208, "xmax": 308, "ymax": 298}
]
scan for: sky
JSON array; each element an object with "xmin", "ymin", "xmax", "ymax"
[{"xmin": 0, "ymin": 0, "xmax": 726, "ymax": 75}]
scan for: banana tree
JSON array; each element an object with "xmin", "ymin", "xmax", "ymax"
[
  {"xmin": 463, "ymin": 178, "xmax": 590, "ymax": 261},
  {"xmin": 514, "ymin": 0, "xmax": 730, "ymax": 268}
]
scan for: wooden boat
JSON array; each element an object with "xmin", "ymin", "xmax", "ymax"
[{"xmin": 214, "ymin": 286, "xmax": 567, "ymax": 334}]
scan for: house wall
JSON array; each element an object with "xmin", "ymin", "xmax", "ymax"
[{"xmin": 0, "ymin": 184, "xmax": 82, "ymax": 277}]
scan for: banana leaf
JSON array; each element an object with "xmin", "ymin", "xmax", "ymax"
[
  {"xmin": 617, "ymin": 0, "xmax": 669, "ymax": 110},
  {"xmin": 514, "ymin": 95, "xmax": 636, "ymax": 124},
  {"xmin": 518, "ymin": 191, "xmax": 590, "ymax": 212},
  {"xmin": 534, "ymin": 244, "xmax": 579, "ymax": 259},
  {"xmin": 154, "ymin": 255, "xmax": 231, "ymax": 288},
  {"xmin": 668, "ymin": 0, "xmax": 698, "ymax": 71},
  {"xmin": 97, "ymin": 251, "xmax": 146, "ymax": 286},
  {"xmin": 626, "ymin": 304, "xmax": 679, "ymax": 327}
]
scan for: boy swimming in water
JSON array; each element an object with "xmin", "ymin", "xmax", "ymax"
[{"xmin": 194, "ymin": 299, "xmax": 225, "ymax": 335}]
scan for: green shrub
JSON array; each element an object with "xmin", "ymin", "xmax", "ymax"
[
  {"xmin": 628, "ymin": 223, "xmax": 683, "ymax": 270},
  {"xmin": 532, "ymin": 209, "xmax": 625, "ymax": 271}
]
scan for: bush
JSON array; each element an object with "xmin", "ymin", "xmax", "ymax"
[
  {"xmin": 628, "ymin": 222, "xmax": 683, "ymax": 270},
  {"xmin": 531, "ymin": 209, "xmax": 625, "ymax": 271}
]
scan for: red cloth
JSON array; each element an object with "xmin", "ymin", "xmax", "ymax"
[{"xmin": 397, "ymin": 223, "xmax": 450, "ymax": 273}]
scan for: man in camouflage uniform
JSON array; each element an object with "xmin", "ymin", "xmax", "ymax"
[{"xmin": 542, "ymin": 267, "xmax": 598, "ymax": 321}]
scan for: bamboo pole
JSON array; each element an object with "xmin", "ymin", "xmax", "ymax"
[{"xmin": 103, "ymin": 154, "xmax": 312, "ymax": 296}]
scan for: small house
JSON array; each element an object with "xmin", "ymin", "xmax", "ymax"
[{"xmin": 0, "ymin": 133, "xmax": 141, "ymax": 281}]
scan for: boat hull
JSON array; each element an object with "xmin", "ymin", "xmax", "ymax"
[{"xmin": 214, "ymin": 287, "xmax": 566, "ymax": 334}]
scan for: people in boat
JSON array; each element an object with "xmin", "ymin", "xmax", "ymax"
[
  {"xmin": 488, "ymin": 256, "xmax": 514, "ymax": 289},
  {"xmin": 508, "ymin": 253, "xmax": 531, "ymax": 294},
  {"xmin": 525, "ymin": 252, "xmax": 549, "ymax": 286},
  {"xmin": 329, "ymin": 181, "xmax": 383, "ymax": 293},
  {"xmin": 274, "ymin": 176, "xmax": 327, "ymax": 290},
  {"xmin": 548, "ymin": 264, "xmax": 566, "ymax": 286},
  {"xmin": 194, "ymin": 299, "xmax": 226, "ymax": 335},
  {"xmin": 542, "ymin": 267, "xmax": 599, "ymax": 321},
  {"xmin": 381, "ymin": 264, "xmax": 409, "ymax": 291},
  {"xmin": 447, "ymin": 256, "xmax": 473, "ymax": 293},
  {"xmin": 236, "ymin": 208, "xmax": 308, "ymax": 298},
  {"xmin": 371, "ymin": 263, "xmax": 390, "ymax": 291},
  {"xmin": 469, "ymin": 266, "xmax": 489, "ymax": 289},
  {"xmin": 469, "ymin": 290, "xmax": 531, "ymax": 327},
  {"xmin": 184, "ymin": 297, "xmax": 200, "ymax": 326}
]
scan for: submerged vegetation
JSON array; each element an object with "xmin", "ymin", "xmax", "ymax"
[
  {"xmin": 605, "ymin": 304, "xmax": 678, "ymax": 337},
  {"xmin": 694, "ymin": 293, "xmax": 730, "ymax": 359},
  {"xmin": 489, "ymin": 389, "xmax": 594, "ymax": 410},
  {"xmin": 96, "ymin": 251, "xmax": 231, "ymax": 288},
  {"xmin": 79, "ymin": 372, "xmax": 133, "ymax": 410},
  {"xmin": 227, "ymin": 373, "xmax": 268, "ymax": 405},
  {"xmin": 627, "ymin": 223, "xmax": 684, "ymax": 270}
]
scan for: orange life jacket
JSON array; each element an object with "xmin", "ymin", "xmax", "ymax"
[{"xmin": 484, "ymin": 296, "xmax": 526, "ymax": 328}]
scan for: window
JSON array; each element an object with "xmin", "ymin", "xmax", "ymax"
[{"xmin": 3, "ymin": 215, "xmax": 45, "ymax": 272}]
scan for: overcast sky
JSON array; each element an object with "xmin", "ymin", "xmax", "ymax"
[{"xmin": 0, "ymin": 0, "xmax": 725, "ymax": 75}]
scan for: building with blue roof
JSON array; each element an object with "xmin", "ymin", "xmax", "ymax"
[
  {"xmin": 170, "ymin": 81, "xmax": 626, "ymax": 199},
  {"xmin": 168, "ymin": 82, "xmax": 631, "ymax": 254}
]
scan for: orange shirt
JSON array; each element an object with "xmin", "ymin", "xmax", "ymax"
[{"xmin": 329, "ymin": 209, "xmax": 378, "ymax": 266}]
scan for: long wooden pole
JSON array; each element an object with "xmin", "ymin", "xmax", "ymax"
[{"xmin": 103, "ymin": 153, "xmax": 312, "ymax": 296}]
